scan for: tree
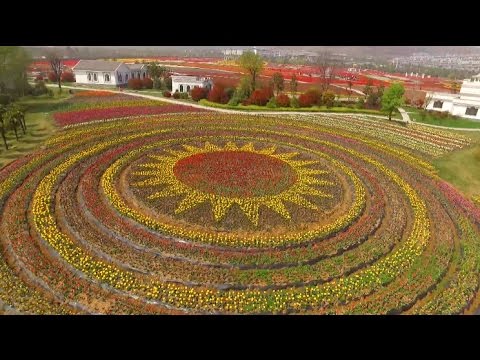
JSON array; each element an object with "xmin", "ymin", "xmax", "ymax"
[
  {"xmin": 315, "ymin": 52, "xmax": 337, "ymax": 93},
  {"xmin": 147, "ymin": 62, "xmax": 168, "ymax": 85},
  {"xmin": 381, "ymin": 82, "xmax": 405, "ymax": 120},
  {"xmin": 164, "ymin": 76, "xmax": 172, "ymax": 91},
  {"xmin": 0, "ymin": 46, "xmax": 31, "ymax": 97},
  {"xmin": 4, "ymin": 107, "xmax": 19, "ymax": 140},
  {"xmin": 272, "ymin": 72, "xmax": 284, "ymax": 96},
  {"xmin": 0, "ymin": 105, "xmax": 8, "ymax": 150},
  {"xmin": 363, "ymin": 79, "xmax": 374, "ymax": 98},
  {"xmin": 290, "ymin": 73, "xmax": 298, "ymax": 96},
  {"xmin": 347, "ymin": 80, "xmax": 353, "ymax": 101},
  {"xmin": 237, "ymin": 51, "xmax": 264, "ymax": 92},
  {"xmin": 229, "ymin": 76, "xmax": 252, "ymax": 106},
  {"xmin": 47, "ymin": 53, "xmax": 63, "ymax": 92}
]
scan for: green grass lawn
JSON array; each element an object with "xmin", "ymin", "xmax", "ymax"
[
  {"xmin": 433, "ymin": 131, "xmax": 480, "ymax": 199},
  {"xmin": 405, "ymin": 106, "xmax": 480, "ymax": 129},
  {"xmin": 0, "ymin": 88, "xmax": 68, "ymax": 169}
]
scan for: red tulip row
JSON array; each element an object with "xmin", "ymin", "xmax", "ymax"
[{"xmin": 53, "ymin": 104, "xmax": 210, "ymax": 127}]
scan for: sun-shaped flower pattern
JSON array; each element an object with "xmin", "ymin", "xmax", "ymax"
[{"xmin": 131, "ymin": 141, "xmax": 335, "ymax": 226}]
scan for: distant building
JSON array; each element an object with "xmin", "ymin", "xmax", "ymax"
[
  {"xmin": 222, "ymin": 47, "xmax": 257, "ymax": 60},
  {"xmin": 171, "ymin": 75, "xmax": 213, "ymax": 93},
  {"xmin": 223, "ymin": 49, "xmax": 244, "ymax": 60},
  {"xmin": 426, "ymin": 73, "xmax": 480, "ymax": 120},
  {"xmin": 72, "ymin": 60, "xmax": 148, "ymax": 86}
]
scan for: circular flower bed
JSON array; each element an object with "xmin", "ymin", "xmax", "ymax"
[{"xmin": 0, "ymin": 111, "xmax": 479, "ymax": 314}]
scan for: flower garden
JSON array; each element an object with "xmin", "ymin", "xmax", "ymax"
[
  {"xmin": 52, "ymin": 91, "xmax": 208, "ymax": 127},
  {"xmin": 0, "ymin": 90, "xmax": 479, "ymax": 314}
]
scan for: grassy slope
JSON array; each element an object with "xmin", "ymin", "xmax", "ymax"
[
  {"xmin": 405, "ymin": 106, "xmax": 480, "ymax": 129},
  {"xmin": 433, "ymin": 131, "xmax": 480, "ymax": 199},
  {"xmin": 0, "ymin": 88, "xmax": 68, "ymax": 169}
]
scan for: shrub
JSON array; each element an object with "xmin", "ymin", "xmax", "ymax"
[
  {"xmin": 230, "ymin": 76, "xmax": 251, "ymax": 105},
  {"xmin": 298, "ymin": 93, "xmax": 315, "ymax": 108},
  {"xmin": 323, "ymin": 91, "xmax": 336, "ymax": 108},
  {"xmin": 179, "ymin": 92, "xmax": 189, "ymax": 99},
  {"xmin": 127, "ymin": 78, "xmax": 143, "ymax": 90},
  {"xmin": 248, "ymin": 90, "xmax": 268, "ymax": 106},
  {"xmin": 247, "ymin": 88, "xmax": 272, "ymax": 106},
  {"xmin": 306, "ymin": 88, "xmax": 322, "ymax": 105},
  {"xmin": 208, "ymin": 83, "xmax": 230, "ymax": 104},
  {"xmin": 48, "ymin": 72, "xmax": 58, "ymax": 82},
  {"xmin": 290, "ymin": 96, "xmax": 300, "ymax": 108},
  {"xmin": 266, "ymin": 97, "xmax": 277, "ymax": 108},
  {"xmin": 356, "ymin": 98, "xmax": 365, "ymax": 109},
  {"xmin": 415, "ymin": 99, "xmax": 424, "ymax": 108},
  {"xmin": 275, "ymin": 93, "xmax": 290, "ymax": 108},
  {"xmin": 191, "ymin": 87, "xmax": 209, "ymax": 102},
  {"xmin": 142, "ymin": 77, "xmax": 154, "ymax": 89},
  {"xmin": 224, "ymin": 87, "xmax": 235, "ymax": 100},
  {"xmin": 35, "ymin": 75, "xmax": 43, "ymax": 82},
  {"xmin": 163, "ymin": 91, "xmax": 171, "ymax": 98},
  {"xmin": 32, "ymin": 81, "xmax": 48, "ymax": 96},
  {"xmin": 228, "ymin": 97, "xmax": 240, "ymax": 106},
  {"xmin": 173, "ymin": 92, "xmax": 181, "ymax": 99},
  {"xmin": 61, "ymin": 72, "xmax": 75, "ymax": 82}
]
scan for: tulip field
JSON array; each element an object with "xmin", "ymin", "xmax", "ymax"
[{"xmin": 0, "ymin": 91, "xmax": 480, "ymax": 314}]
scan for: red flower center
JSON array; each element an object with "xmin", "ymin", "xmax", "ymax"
[{"xmin": 173, "ymin": 151, "xmax": 297, "ymax": 198}]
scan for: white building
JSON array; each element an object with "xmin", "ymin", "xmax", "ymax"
[
  {"xmin": 72, "ymin": 60, "xmax": 148, "ymax": 86},
  {"xmin": 171, "ymin": 75, "xmax": 213, "ymax": 93},
  {"xmin": 426, "ymin": 74, "xmax": 480, "ymax": 120},
  {"xmin": 125, "ymin": 63, "xmax": 148, "ymax": 80}
]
